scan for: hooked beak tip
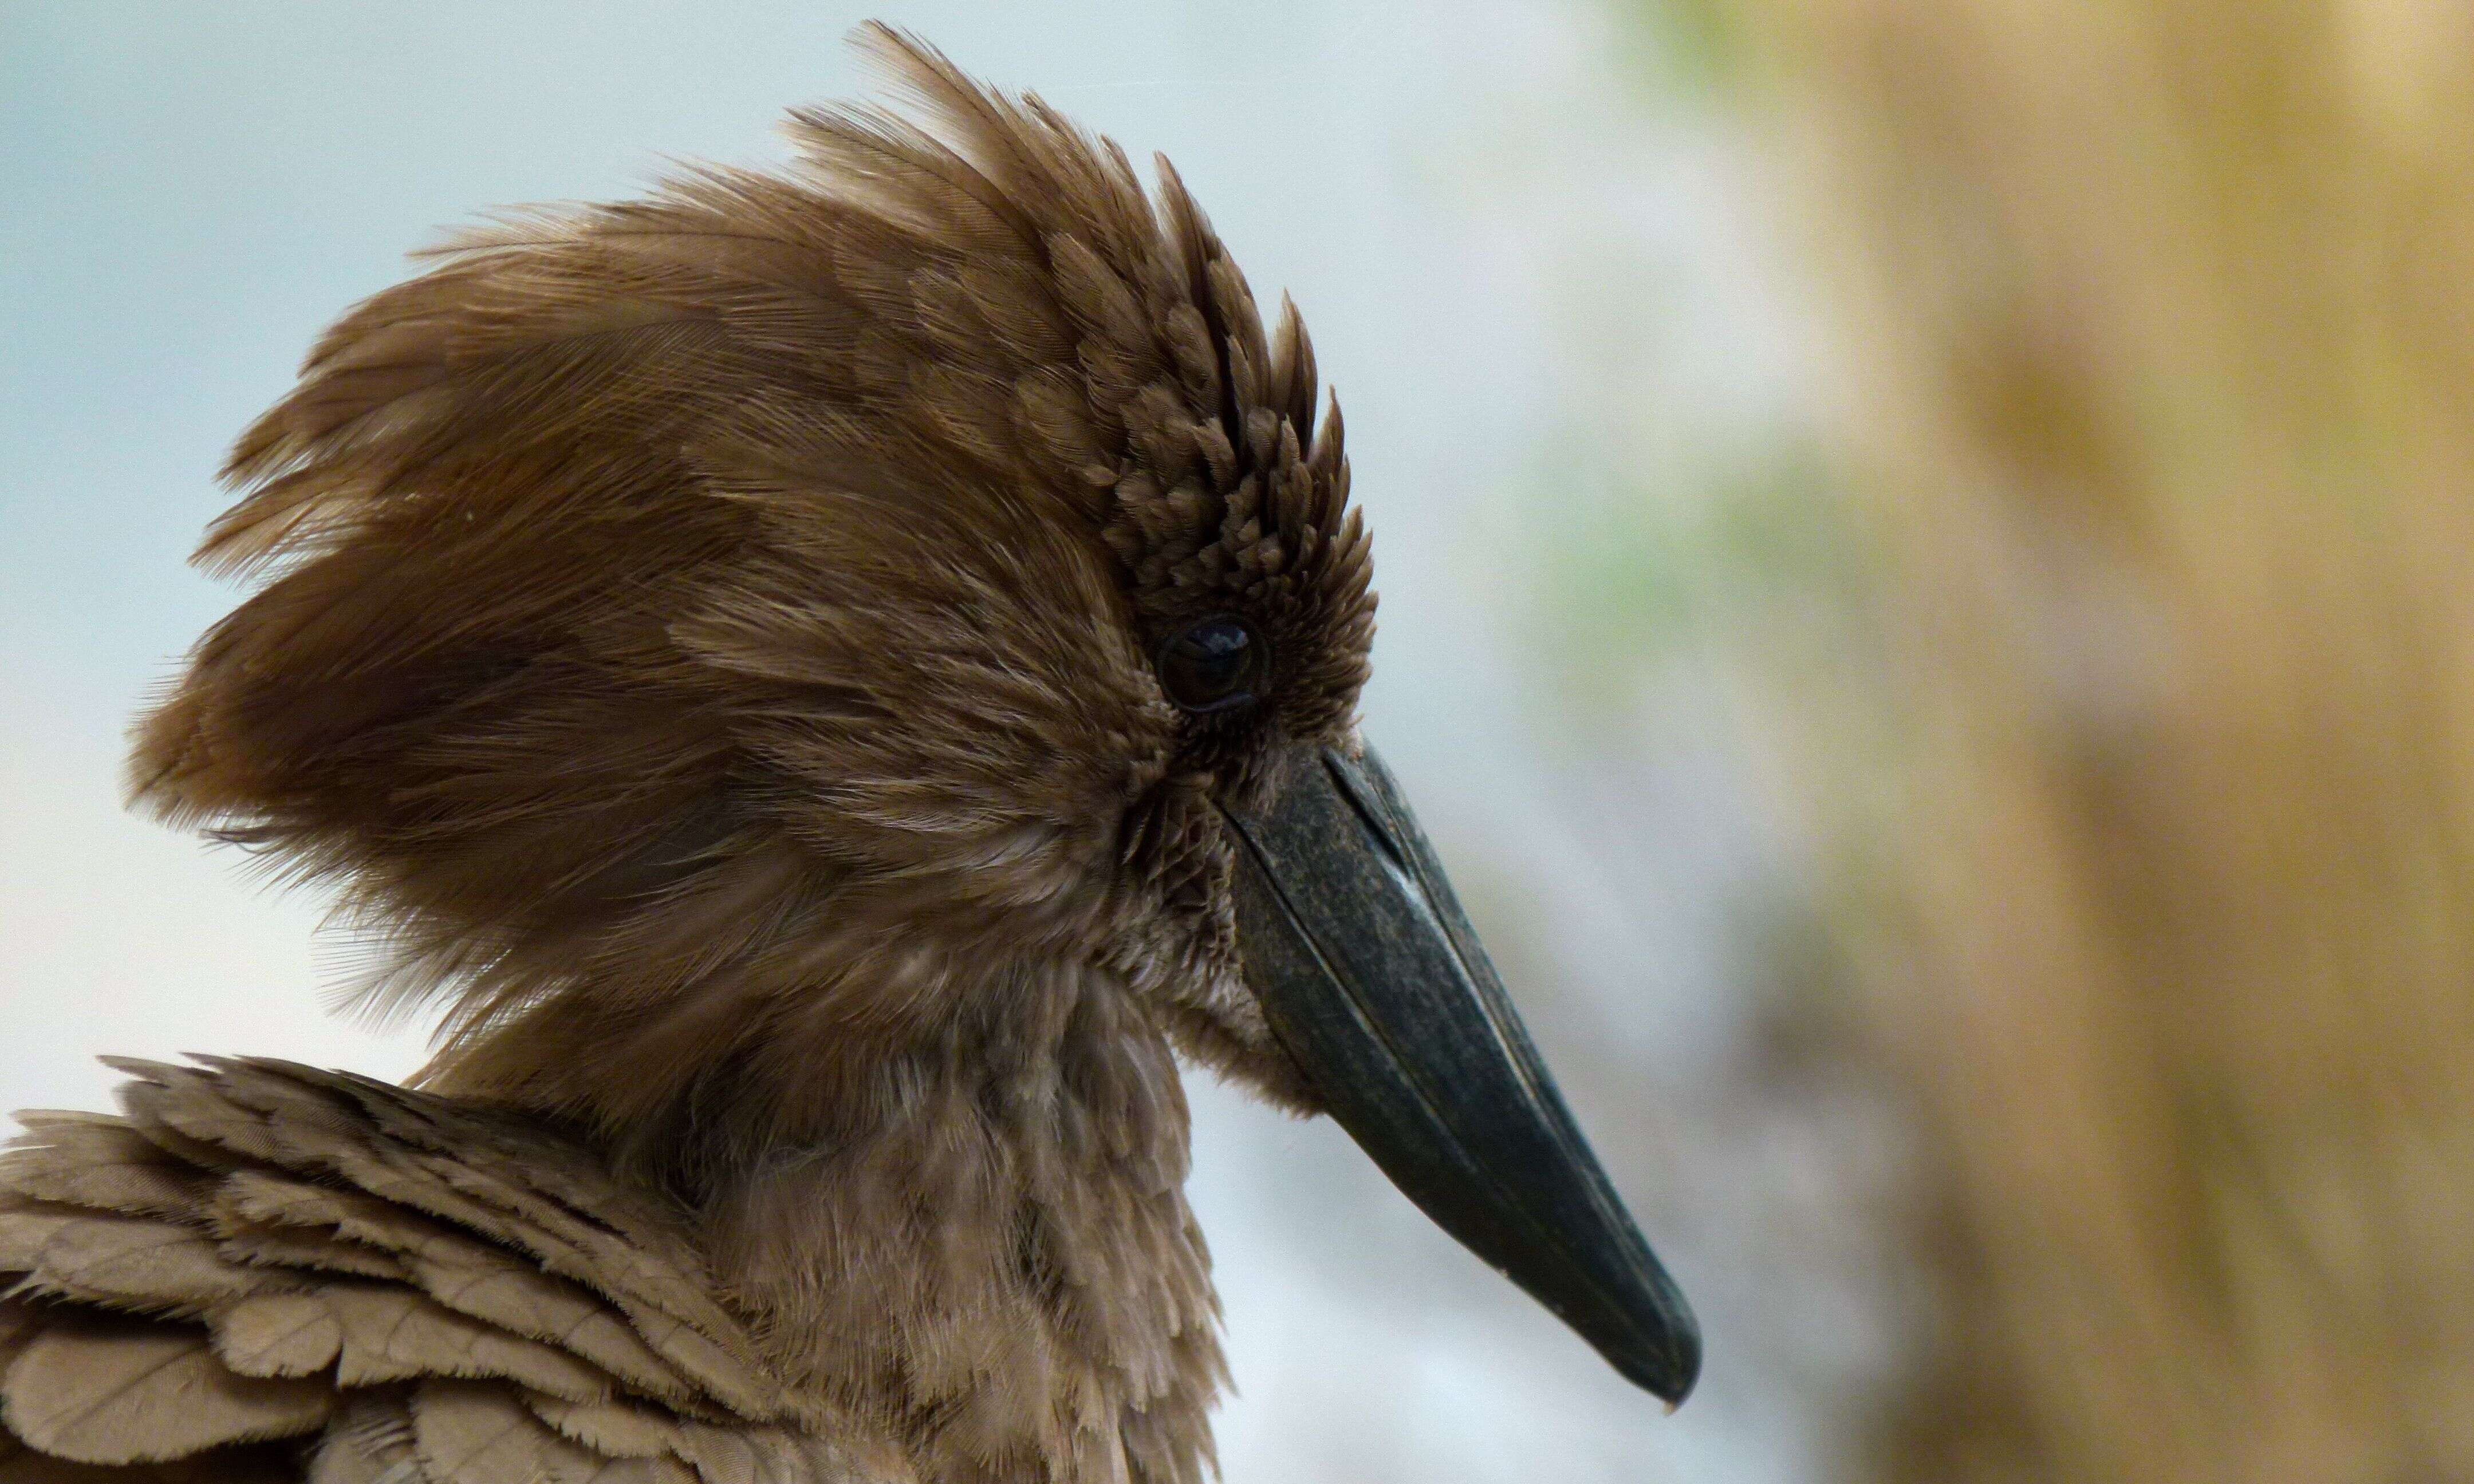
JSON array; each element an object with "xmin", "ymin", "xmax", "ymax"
[{"xmin": 1629, "ymin": 1325, "xmax": 1703, "ymax": 1409}]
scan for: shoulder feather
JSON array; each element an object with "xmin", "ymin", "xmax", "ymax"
[{"xmin": 0, "ymin": 1061, "xmax": 912, "ymax": 1484}]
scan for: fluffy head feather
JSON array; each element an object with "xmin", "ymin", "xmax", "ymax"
[{"xmin": 131, "ymin": 25, "xmax": 1375, "ymax": 1156}]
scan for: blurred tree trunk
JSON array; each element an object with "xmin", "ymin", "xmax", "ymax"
[{"xmin": 1660, "ymin": 2, "xmax": 2474, "ymax": 1479}]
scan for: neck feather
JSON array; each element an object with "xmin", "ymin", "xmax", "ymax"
[{"xmin": 431, "ymin": 956, "xmax": 1223, "ymax": 1484}]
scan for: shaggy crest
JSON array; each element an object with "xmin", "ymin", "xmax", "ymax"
[{"xmin": 131, "ymin": 26, "xmax": 1375, "ymax": 1147}]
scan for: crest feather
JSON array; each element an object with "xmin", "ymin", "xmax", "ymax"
[{"xmin": 129, "ymin": 26, "xmax": 1371, "ymax": 1136}]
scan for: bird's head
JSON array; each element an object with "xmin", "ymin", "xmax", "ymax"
[{"xmin": 131, "ymin": 27, "xmax": 1697, "ymax": 1406}]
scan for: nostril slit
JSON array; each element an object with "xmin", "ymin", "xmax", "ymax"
[{"xmin": 1322, "ymin": 751, "xmax": 1411, "ymax": 876}]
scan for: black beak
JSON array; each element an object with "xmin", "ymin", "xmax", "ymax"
[{"xmin": 1220, "ymin": 743, "xmax": 1700, "ymax": 1407}]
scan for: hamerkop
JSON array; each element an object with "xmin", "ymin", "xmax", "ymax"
[{"xmin": 0, "ymin": 27, "xmax": 1699, "ymax": 1483}]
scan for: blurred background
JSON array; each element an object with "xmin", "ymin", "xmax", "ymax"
[{"xmin": 6, "ymin": 2, "xmax": 2471, "ymax": 1479}]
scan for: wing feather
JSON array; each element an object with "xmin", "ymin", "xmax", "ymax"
[
  {"xmin": 212, "ymin": 1294, "xmax": 346, "ymax": 1380},
  {"xmin": 0, "ymin": 1118, "xmax": 206, "ymax": 1219},
  {"xmin": 14, "ymin": 1215, "xmax": 280, "ymax": 1315},
  {"xmin": 0, "ymin": 1060, "xmax": 905, "ymax": 1483},
  {"xmin": 1, "ymin": 1317, "xmax": 333, "ymax": 1464},
  {"xmin": 119, "ymin": 1065, "xmax": 777, "ymax": 1419}
]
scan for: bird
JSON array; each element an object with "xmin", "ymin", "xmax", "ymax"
[{"xmin": 0, "ymin": 26, "xmax": 1698, "ymax": 1484}]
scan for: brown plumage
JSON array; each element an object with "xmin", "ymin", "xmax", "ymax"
[{"xmin": 1, "ymin": 25, "xmax": 1695, "ymax": 1484}]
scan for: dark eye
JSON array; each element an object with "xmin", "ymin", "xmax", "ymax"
[{"xmin": 1156, "ymin": 615, "xmax": 1267, "ymax": 714}]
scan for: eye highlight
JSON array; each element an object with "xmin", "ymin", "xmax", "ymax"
[{"xmin": 1157, "ymin": 615, "xmax": 1267, "ymax": 714}]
